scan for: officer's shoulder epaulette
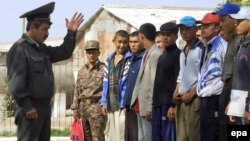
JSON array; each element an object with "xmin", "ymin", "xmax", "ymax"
[{"xmin": 16, "ymin": 38, "xmax": 26, "ymax": 45}]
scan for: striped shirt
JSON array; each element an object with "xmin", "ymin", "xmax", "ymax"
[{"xmin": 197, "ymin": 36, "xmax": 227, "ymax": 97}]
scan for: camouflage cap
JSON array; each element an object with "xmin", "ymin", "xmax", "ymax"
[{"xmin": 84, "ymin": 40, "xmax": 99, "ymax": 50}]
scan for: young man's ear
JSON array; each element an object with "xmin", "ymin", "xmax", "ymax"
[
  {"xmin": 174, "ymin": 33, "xmax": 178, "ymax": 40},
  {"xmin": 139, "ymin": 33, "xmax": 144, "ymax": 40},
  {"xmin": 215, "ymin": 25, "xmax": 221, "ymax": 34},
  {"xmin": 112, "ymin": 36, "xmax": 117, "ymax": 43}
]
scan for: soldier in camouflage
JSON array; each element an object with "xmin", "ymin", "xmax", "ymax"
[{"xmin": 71, "ymin": 40, "xmax": 106, "ymax": 141}]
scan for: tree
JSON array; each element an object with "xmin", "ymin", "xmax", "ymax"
[{"xmin": 227, "ymin": 0, "xmax": 250, "ymax": 6}]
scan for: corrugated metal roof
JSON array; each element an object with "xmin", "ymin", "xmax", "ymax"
[
  {"xmin": 78, "ymin": 5, "xmax": 213, "ymax": 34},
  {"xmin": 0, "ymin": 38, "xmax": 63, "ymax": 52},
  {"xmin": 102, "ymin": 5, "xmax": 213, "ymax": 30}
]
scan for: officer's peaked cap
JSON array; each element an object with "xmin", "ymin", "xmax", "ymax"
[{"xmin": 20, "ymin": 2, "xmax": 55, "ymax": 23}]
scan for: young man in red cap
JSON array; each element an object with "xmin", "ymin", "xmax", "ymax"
[
  {"xmin": 196, "ymin": 13, "xmax": 227, "ymax": 141},
  {"xmin": 7, "ymin": 2, "xmax": 83, "ymax": 141},
  {"xmin": 213, "ymin": 3, "xmax": 243, "ymax": 141}
]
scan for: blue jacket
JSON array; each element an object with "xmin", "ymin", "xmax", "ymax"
[
  {"xmin": 123, "ymin": 50, "xmax": 145, "ymax": 108},
  {"xmin": 100, "ymin": 50, "xmax": 132, "ymax": 108}
]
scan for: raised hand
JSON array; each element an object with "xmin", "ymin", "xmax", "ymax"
[{"xmin": 66, "ymin": 12, "xmax": 84, "ymax": 32}]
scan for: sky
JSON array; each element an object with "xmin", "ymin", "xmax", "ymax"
[{"xmin": 0, "ymin": 0, "xmax": 222, "ymax": 43}]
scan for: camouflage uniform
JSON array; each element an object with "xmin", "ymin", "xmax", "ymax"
[{"xmin": 71, "ymin": 41, "xmax": 106, "ymax": 141}]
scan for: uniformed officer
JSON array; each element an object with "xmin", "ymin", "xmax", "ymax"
[
  {"xmin": 71, "ymin": 40, "xmax": 106, "ymax": 141},
  {"xmin": 7, "ymin": 2, "xmax": 83, "ymax": 141}
]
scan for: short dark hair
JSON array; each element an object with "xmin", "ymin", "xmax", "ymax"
[
  {"xmin": 26, "ymin": 20, "xmax": 52, "ymax": 31},
  {"xmin": 155, "ymin": 31, "xmax": 163, "ymax": 37},
  {"xmin": 139, "ymin": 23, "xmax": 156, "ymax": 41},
  {"xmin": 114, "ymin": 30, "xmax": 129, "ymax": 39},
  {"xmin": 130, "ymin": 31, "xmax": 139, "ymax": 37}
]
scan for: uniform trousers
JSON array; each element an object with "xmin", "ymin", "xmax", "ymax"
[
  {"xmin": 15, "ymin": 105, "xmax": 51, "ymax": 141},
  {"xmin": 79, "ymin": 102, "xmax": 106, "ymax": 141}
]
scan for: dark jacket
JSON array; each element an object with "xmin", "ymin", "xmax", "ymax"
[
  {"xmin": 153, "ymin": 44, "xmax": 181, "ymax": 107},
  {"xmin": 7, "ymin": 31, "xmax": 76, "ymax": 112},
  {"xmin": 232, "ymin": 36, "xmax": 250, "ymax": 111},
  {"xmin": 221, "ymin": 35, "xmax": 244, "ymax": 82},
  {"xmin": 123, "ymin": 50, "xmax": 145, "ymax": 108}
]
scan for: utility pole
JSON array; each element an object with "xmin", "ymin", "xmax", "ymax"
[
  {"xmin": 222, "ymin": 0, "xmax": 226, "ymax": 4},
  {"xmin": 22, "ymin": 18, "xmax": 25, "ymax": 34}
]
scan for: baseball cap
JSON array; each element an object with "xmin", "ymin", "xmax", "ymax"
[
  {"xmin": 230, "ymin": 6, "xmax": 250, "ymax": 20},
  {"xmin": 160, "ymin": 22, "xmax": 178, "ymax": 34},
  {"xmin": 177, "ymin": 16, "xmax": 196, "ymax": 27},
  {"xmin": 213, "ymin": 3, "xmax": 240, "ymax": 15},
  {"xmin": 84, "ymin": 40, "xmax": 100, "ymax": 50},
  {"xmin": 197, "ymin": 13, "xmax": 220, "ymax": 24}
]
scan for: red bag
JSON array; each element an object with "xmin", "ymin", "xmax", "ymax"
[{"xmin": 70, "ymin": 119, "xmax": 84, "ymax": 141}]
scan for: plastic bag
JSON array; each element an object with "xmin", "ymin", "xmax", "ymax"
[{"xmin": 70, "ymin": 119, "xmax": 84, "ymax": 141}]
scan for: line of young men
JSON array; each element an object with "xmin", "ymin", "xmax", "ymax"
[{"xmin": 71, "ymin": 3, "xmax": 250, "ymax": 141}]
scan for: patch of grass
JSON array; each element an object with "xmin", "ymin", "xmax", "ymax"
[
  {"xmin": 0, "ymin": 131, "xmax": 16, "ymax": 136},
  {"xmin": 51, "ymin": 128, "xmax": 70, "ymax": 136},
  {"xmin": 0, "ymin": 128, "xmax": 70, "ymax": 137}
]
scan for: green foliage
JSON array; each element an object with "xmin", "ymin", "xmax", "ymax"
[
  {"xmin": 227, "ymin": 0, "xmax": 250, "ymax": 6},
  {"xmin": 0, "ymin": 128, "xmax": 70, "ymax": 137},
  {"xmin": 217, "ymin": 0, "xmax": 250, "ymax": 10},
  {"xmin": 51, "ymin": 128, "xmax": 70, "ymax": 136},
  {"xmin": 0, "ymin": 78, "xmax": 15, "ymax": 118},
  {"xmin": 0, "ymin": 131, "xmax": 16, "ymax": 136}
]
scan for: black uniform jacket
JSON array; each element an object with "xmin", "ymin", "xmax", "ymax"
[{"xmin": 7, "ymin": 31, "xmax": 76, "ymax": 112}]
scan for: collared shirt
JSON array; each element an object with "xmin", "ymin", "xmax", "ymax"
[
  {"xmin": 71, "ymin": 60, "xmax": 105, "ymax": 110},
  {"xmin": 221, "ymin": 35, "xmax": 244, "ymax": 81},
  {"xmin": 100, "ymin": 50, "xmax": 132, "ymax": 109},
  {"xmin": 25, "ymin": 33, "xmax": 39, "ymax": 47},
  {"xmin": 197, "ymin": 36, "xmax": 227, "ymax": 97},
  {"xmin": 108, "ymin": 56, "xmax": 124, "ymax": 112},
  {"xmin": 178, "ymin": 39, "xmax": 203, "ymax": 93}
]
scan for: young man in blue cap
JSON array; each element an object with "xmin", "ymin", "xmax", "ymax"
[
  {"xmin": 213, "ymin": 3, "xmax": 243, "ymax": 141},
  {"xmin": 7, "ymin": 2, "xmax": 83, "ymax": 141},
  {"xmin": 173, "ymin": 16, "xmax": 203, "ymax": 141},
  {"xmin": 228, "ymin": 6, "xmax": 250, "ymax": 125},
  {"xmin": 152, "ymin": 22, "xmax": 180, "ymax": 141}
]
